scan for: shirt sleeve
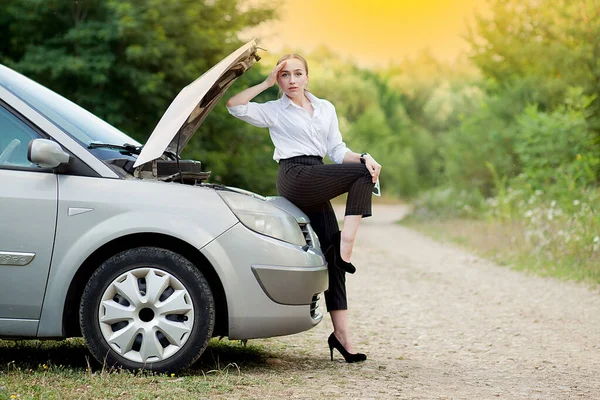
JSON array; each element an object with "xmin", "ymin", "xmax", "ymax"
[
  {"xmin": 326, "ymin": 102, "xmax": 351, "ymax": 164},
  {"xmin": 226, "ymin": 101, "xmax": 277, "ymax": 128}
]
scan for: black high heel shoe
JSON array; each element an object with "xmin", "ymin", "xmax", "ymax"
[
  {"xmin": 325, "ymin": 231, "xmax": 356, "ymax": 274},
  {"xmin": 328, "ymin": 333, "xmax": 367, "ymax": 363}
]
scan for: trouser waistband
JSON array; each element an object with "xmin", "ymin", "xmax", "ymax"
[{"xmin": 279, "ymin": 155, "xmax": 323, "ymax": 165}]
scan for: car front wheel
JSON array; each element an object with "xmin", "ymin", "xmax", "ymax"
[{"xmin": 80, "ymin": 247, "xmax": 215, "ymax": 372}]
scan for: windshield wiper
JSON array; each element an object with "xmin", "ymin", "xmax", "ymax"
[{"xmin": 88, "ymin": 142, "xmax": 142, "ymax": 155}]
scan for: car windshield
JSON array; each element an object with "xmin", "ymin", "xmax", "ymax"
[{"xmin": 0, "ymin": 65, "xmax": 141, "ymax": 157}]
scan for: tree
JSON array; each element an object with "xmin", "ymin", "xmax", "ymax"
[
  {"xmin": 467, "ymin": 0, "xmax": 600, "ymax": 115},
  {"xmin": 1, "ymin": 0, "xmax": 278, "ymax": 189},
  {"xmin": 464, "ymin": 0, "xmax": 600, "ymax": 188},
  {"xmin": 1, "ymin": 0, "xmax": 276, "ymax": 140}
]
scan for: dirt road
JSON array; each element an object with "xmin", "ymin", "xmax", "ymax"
[{"xmin": 237, "ymin": 204, "xmax": 600, "ymax": 399}]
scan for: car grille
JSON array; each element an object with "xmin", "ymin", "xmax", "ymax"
[
  {"xmin": 299, "ymin": 223, "xmax": 312, "ymax": 247},
  {"xmin": 299, "ymin": 223, "xmax": 321, "ymax": 250},
  {"xmin": 310, "ymin": 294, "xmax": 322, "ymax": 320}
]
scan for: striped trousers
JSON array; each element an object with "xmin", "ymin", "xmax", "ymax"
[{"xmin": 277, "ymin": 155, "xmax": 374, "ymax": 311}]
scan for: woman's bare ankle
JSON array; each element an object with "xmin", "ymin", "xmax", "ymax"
[
  {"xmin": 334, "ymin": 331, "xmax": 355, "ymax": 353},
  {"xmin": 340, "ymin": 232, "xmax": 355, "ymax": 262}
]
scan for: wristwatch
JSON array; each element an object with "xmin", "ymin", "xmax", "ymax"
[{"xmin": 360, "ymin": 152, "xmax": 369, "ymax": 164}]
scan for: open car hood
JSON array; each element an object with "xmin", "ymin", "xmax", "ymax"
[{"xmin": 134, "ymin": 40, "xmax": 259, "ymax": 168}]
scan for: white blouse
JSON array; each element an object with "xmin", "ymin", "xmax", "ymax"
[{"xmin": 226, "ymin": 92, "xmax": 351, "ymax": 164}]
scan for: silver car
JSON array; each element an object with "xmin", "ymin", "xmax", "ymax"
[{"xmin": 0, "ymin": 40, "xmax": 328, "ymax": 372}]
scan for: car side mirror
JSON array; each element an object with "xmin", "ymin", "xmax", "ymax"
[{"xmin": 28, "ymin": 138, "xmax": 70, "ymax": 168}]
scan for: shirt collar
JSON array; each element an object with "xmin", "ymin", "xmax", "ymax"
[{"xmin": 280, "ymin": 92, "xmax": 323, "ymax": 110}]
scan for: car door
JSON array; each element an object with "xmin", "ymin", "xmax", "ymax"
[{"xmin": 0, "ymin": 103, "xmax": 58, "ymax": 321}]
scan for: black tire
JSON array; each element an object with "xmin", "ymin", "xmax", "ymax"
[{"xmin": 80, "ymin": 246, "xmax": 215, "ymax": 372}]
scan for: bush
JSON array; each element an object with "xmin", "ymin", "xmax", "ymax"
[
  {"xmin": 483, "ymin": 181, "xmax": 600, "ymax": 279},
  {"xmin": 514, "ymin": 89, "xmax": 598, "ymax": 190},
  {"xmin": 411, "ymin": 186, "xmax": 486, "ymax": 219},
  {"xmin": 440, "ymin": 102, "xmax": 519, "ymax": 196}
]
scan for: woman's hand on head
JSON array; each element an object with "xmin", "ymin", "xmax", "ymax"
[
  {"xmin": 364, "ymin": 155, "xmax": 382, "ymax": 183},
  {"xmin": 264, "ymin": 61, "xmax": 286, "ymax": 88}
]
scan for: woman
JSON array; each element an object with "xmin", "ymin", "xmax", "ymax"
[{"xmin": 226, "ymin": 54, "xmax": 382, "ymax": 363}]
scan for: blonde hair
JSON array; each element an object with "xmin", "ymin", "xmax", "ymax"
[
  {"xmin": 276, "ymin": 53, "xmax": 309, "ymax": 75},
  {"xmin": 276, "ymin": 54, "xmax": 309, "ymax": 96}
]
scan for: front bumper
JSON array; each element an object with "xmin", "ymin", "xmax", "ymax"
[
  {"xmin": 200, "ymin": 222, "xmax": 328, "ymax": 340},
  {"xmin": 252, "ymin": 265, "xmax": 327, "ymax": 305}
]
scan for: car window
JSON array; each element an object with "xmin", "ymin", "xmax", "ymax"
[
  {"xmin": 0, "ymin": 105, "xmax": 42, "ymax": 169},
  {"xmin": 0, "ymin": 65, "xmax": 141, "ymax": 151}
]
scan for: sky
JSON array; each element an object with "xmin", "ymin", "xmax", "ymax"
[{"xmin": 245, "ymin": 0, "xmax": 491, "ymax": 67}]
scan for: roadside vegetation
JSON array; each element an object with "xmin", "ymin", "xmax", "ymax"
[
  {"xmin": 400, "ymin": 0, "xmax": 600, "ymax": 284},
  {"xmin": 0, "ymin": 338, "xmax": 291, "ymax": 399},
  {"xmin": 404, "ymin": 186, "xmax": 599, "ymax": 283}
]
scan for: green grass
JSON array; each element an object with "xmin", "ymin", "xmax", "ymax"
[
  {"xmin": 401, "ymin": 215, "xmax": 600, "ymax": 285},
  {"xmin": 0, "ymin": 338, "xmax": 291, "ymax": 399},
  {"xmin": 0, "ymin": 333, "xmax": 357, "ymax": 399},
  {"xmin": 405, "ymin": 184, "xmax": 600, "ymax": 285}
]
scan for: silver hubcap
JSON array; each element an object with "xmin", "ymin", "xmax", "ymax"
[{"xmin": 98, "ymin": 267, "xmax": 194, "ymax": 364}]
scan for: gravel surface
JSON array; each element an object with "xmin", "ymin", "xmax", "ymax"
[{"xmin": 234, "ymin": 204, "xmax": 600, "ymax": 399}]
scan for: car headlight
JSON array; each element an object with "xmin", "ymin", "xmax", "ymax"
[{"xmin": 218, "ymin": 191, "xmax": 306, "ymax": 246}]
